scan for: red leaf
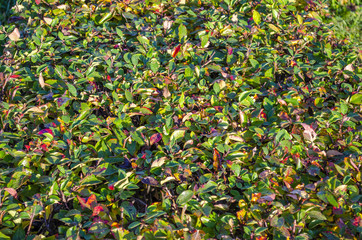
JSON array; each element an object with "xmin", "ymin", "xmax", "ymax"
[
  {"xmin": 172, "ymin": 44, "xmax": 181, "ymax": 58},
  {"xmin": 35, "ymin": 0, "xmax": 41, "ymax": 5},
  {"xmin": 77, "ymin": 195, "xmax": 90, "ymax": 209},
  {"xmin": 38, "ymin": 129, "xmax": 54, "ymax": 136},
  {"xmin": 10, "ymin": 75, "xmax": 20, "ymax": 78},
  {"xmin": 150, "ymin": 133, "xmax": 162, "ymax": 145},
  {"xmin": 4, "ymin": 188, "xmax": 18, "ymax": 199},
  {"xmin": 92, "ymin": 205, "xmax": 104, "ymax": 216},
  {"xmin": 108, "ymin": 184, "xmax": 115, "ymax": 191},
  {"xmin": 227, "ymin": 47, "xmax": 233, "ymax": 55}
]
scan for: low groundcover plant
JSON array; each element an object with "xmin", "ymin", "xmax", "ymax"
[{"xmin": 0, "ymin": 0, "xmax": 361, "ymax": 239}]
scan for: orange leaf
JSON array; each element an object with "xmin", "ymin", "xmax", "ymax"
[
  {"xmin": 213, "ymin": 148, "xmax": 220, "ymax": 171},
  {"xmin": 87, "ymin": 194, "xmax": 97, "ymax": 208},
  {"xmin": 77, "ymin": 195, "xmax": 90, "ymax": 209},
  {"xmin": 251, "ymin": 193, "xmax": 261, "ymax": 203},
  {"xmin": 172, "ymin": 44, "xmax": 181, "ymax": 58}
]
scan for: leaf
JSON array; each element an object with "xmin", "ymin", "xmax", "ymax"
[
  {"xmin": 150, "ymin": 58, "xmax": 160, "ymax": 73},
  {"xmin": 350, "ymin": 93, "xmax": 362, "ymax": 105},
  {"xmin": 39, "ymin": 72, "xmax": 45, "ymax": 89},
  {"xmin": 178, "ymin": 24, "xmax": 187, "ymax": 42},
  {"xmin": 172, "ymin": 44, "xmax": 181, "ymax": 58},
  {"xmin": 125, "ymin": 90, "xmax": 133, "ymax": 102},
  {"xmin": 8, "ymin": 28, "xmax": 20, "ymax": 41},
  {"xmin": 4, "ymin": 188, "xmax": 17, "ymax": 199},
  {"xmin": 151, "ymin": 157, "xmax": 166, "ymax": 168},
  {"xmin": 326, "ymin": 193, "xmax": 339, "ymax": 208},
  {"xmin": 140, "ymin": 107, "xmax": 153, "ymax": 115},
  {"xmin": 92, "ymin": 205, "xmax": 105, "ymax": 216},
  {"xmin": 150, "ymin": 133, "xmax": 162, "ymax": 145},
  {"xmin": 239, "ymin": 89, "xmax": 262, "ymax": 102},
  {"xmin": 268, "ymin": 24, "xmax": 280, "ymax": 33},
  {"xmin": 80, "ymin": 175, "xmax": 102, "ymax": 186},
  {"xmin": 0, "ymin": 231, "xmax": 10, "ymax": 240},
  {"xmin": 35, "ymin": 0, "xmax": 41, "ymax": 5},
  {"xmin": 324, "ymin": 43, "xmax": 332, "ymax": 58},
  {"xmin": 98, "ymin": 11, "xmax": 113, "ymax": 25},
  {"xmin": 301, "ymin": 123, "xmax": 317, "ymax": 142},
  {"xmin": 308, "ymin": 210, "xmax": 327, "ymax": 220},
  {"xmin": 43, "ymin": 17, "xmax": 53, "ymax": 25},
  {"xmin": 176, "ymin": 190, "xmax": 194, "ymax": 205},
  {"xmin": 141, "ymin": 176, "xmax": 159, "ymax": 186},
  {"xmin": 197, "ymin": 181, "xmax": 217, "ymax": 194},
  {"xmin": 253, "ymin": 10, "xmax": 261, "ymax": 25},
  {"xmin": 326, "ymin": 150, "xmax": 343, "ymax": 158},
  {"xmin": 213, "ymin": 148, "xmax": 221, "ymax": 171},
  {"xmin": 170, "ymin": 129, "xmax": 186, "ymax": 145},
  {"xmin": 67, "ymin": 83, "xmax": 77, "ymax": 97}
]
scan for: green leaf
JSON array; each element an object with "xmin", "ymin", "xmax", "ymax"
[
  {"xmin": 197, "ymin": 181, "xmax": 217, "ymax": 194},
  {"xmin": 178, "ymin": 24, "xmax": 187, "ymax": 42},
  {"xmin": 98, "ymin": 11, "xmax": 113, "ymax": 25},
  {"xmin": 201, "ymin": 34, "xmax": 209, "ymax": 48},
  {"xmin": 308, "ymin": 210, "xmax": 327, "ymax": 220},
  {"xmin": 239, "ymin": 89, "xmax": 262, "ymax": 102},
  {"xmin": 254, "ymin": 227, "xmax": 268, "ymax": 235},
  {"xmin": 326, "ymin": 192, "xmax": 339, "ymax": 208},
  {"xmin": 170, "ymin": 129, "xmax": 186, "ymax": 145},
  {"xmin": 176, "ymin": 190, "xmax": 194, "ymax": 205},
  {"xmin": 179, "ymin": 92, "xmax": 185, "ymax": 108},
  {"xmin": 324, "ymin": 43, "xmax": 332, "ymax": 58},
  {"xmin": 253, "ymin": 10, "xmax": 261, "ymax": 25},
  {"xmin": 150, "ymin": 58, "xmax": 160, "ymax": 73},
  {"xmin": 67, "ymin": 83, "xmax": 77, "ymax": 97},
  {"xmin": 0, "ymin": 231, "xmax": 10, "ymax": 240},
  {"xmin": 350, "ymin": 93, "xmax": 362, "ymax": 105},
  {"xmin": 125, "ymin": 90, "xmax": 133, "ymax": 102},
  {"xmin": 80, "ymin": 175, "xmax": 102, "ymax": 186}
]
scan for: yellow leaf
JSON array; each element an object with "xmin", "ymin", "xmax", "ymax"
[{"xmin": 268, "ymin": 24, "xmax": 280, "ymax": 33}]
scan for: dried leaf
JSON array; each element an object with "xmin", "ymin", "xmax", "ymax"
[
  {"xmin": 142, "ymin": 176, "xmax": 159, "ymax": 186},
  {"xmin": 301, "ymin": 123, "xmax": 317, "ymax": 142},
  {"xmin": 163, "ymin": 87, "xmax": 171, "ymax": 98},
  {"xmin": 326, "ymin": 150, "xmax": 343, "ymax": 158},
  {"xmin": 4, "ymin": 188, "xmax": 18, "ymax": 199},
  {"xmin": 43, "ymin": 17, "xmax": 53, "ymax": 25},
  {"xmin": 8, "ymin": 28, "xmax": 20, "ymax": 41},
  {"xmin": 39, "ymin": 72, "xmax": 45, "ymax": 89},
  {"xmin": 151, "ymin": 157, "xmax": 167, "ymax": 168}
]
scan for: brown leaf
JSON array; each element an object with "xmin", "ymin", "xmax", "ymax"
[
  {"xmin": 142, "ymin": 176, "xmax": 159, "ymax": 186},
  {"xmin": 326, "ymin": 150, "xmax": 343, "ymax": 158}
]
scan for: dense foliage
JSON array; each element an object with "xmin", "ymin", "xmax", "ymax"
[{"xmin": 0, "ymin": 0, "xmax": 361, "ymax": 239}]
